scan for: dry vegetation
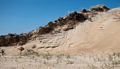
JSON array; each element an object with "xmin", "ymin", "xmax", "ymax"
[{"xmin": 0, "ymin": 51, "xmax": 120, "ymax": 69}]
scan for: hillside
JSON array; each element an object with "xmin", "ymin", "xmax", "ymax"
[
  {"xmin": 24, "ymin": 7, "xmax": 120, "ymax": 55},
  {"xmin": 0, "ymin": 5, "xmax": 120, "ymax": 55},
  {"xmin": 0, "ymin": 5, "xmax": 120, "ymax": 69},
  {"xmin": 0, "ymin": 5, "xmax": 109, "ymax": 46}
]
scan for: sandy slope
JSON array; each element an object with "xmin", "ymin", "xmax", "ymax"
[
  {"xmin": 65, "ymin": 8, "xmax": 120, "ymax": 54},
  {"xmin": 1, "ymin": 8, "xmax": 120, "ymax": 56},
  {"xmin": 23, "ymin": 8, "xmax": 120, "ymax": 55}
]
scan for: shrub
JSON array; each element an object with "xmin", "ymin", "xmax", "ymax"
[
  {"xmin": 67, "ymin": 11, "xmax": 87, "ymax": 22},
  {"xmin": 81, "ymin": 9, "xmax": 89, "ymax": 13},
  {"xmin": 48, "ymin": 21, "xmax": 57, "ymax": 28},
  {"xmin": 38, "ymin": 27, "xmax": 53, "ymax": 34},
  {"xmin": 90, "ymin": 5, "xmax": 110, "ymax": 12}
]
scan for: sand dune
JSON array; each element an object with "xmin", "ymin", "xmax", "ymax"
[
  {"xmin": 0, "ymin": 6, "xmax": 120, "ymax": 69},
  {"xmin": 18, "ymin": 8, "xmax": 120, "ymax": 55}
]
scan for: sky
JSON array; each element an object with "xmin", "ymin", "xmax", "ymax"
[{"xmin": 0, "ymin": 0, "xmax": 120, "ymax": 35}]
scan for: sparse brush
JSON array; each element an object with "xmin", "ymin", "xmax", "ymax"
[
  {"xmin": 65, "ymin": 60, "xmax": 74, "ymax": 64},
  {"xmin": 22, "ymin": 49, "xmax": 39, "ymax": 57},
  {"xmin": 56, "ymin": 54, "xmax": 64, "ymax": 64},
  {"xmin": 41, "ymin": 52, "xmax": 52, "ymax": 60}
]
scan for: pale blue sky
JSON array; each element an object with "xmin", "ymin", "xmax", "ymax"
[{"xmin": 0, "ymin": 0, "xmax": 120, "ymax": 35}]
